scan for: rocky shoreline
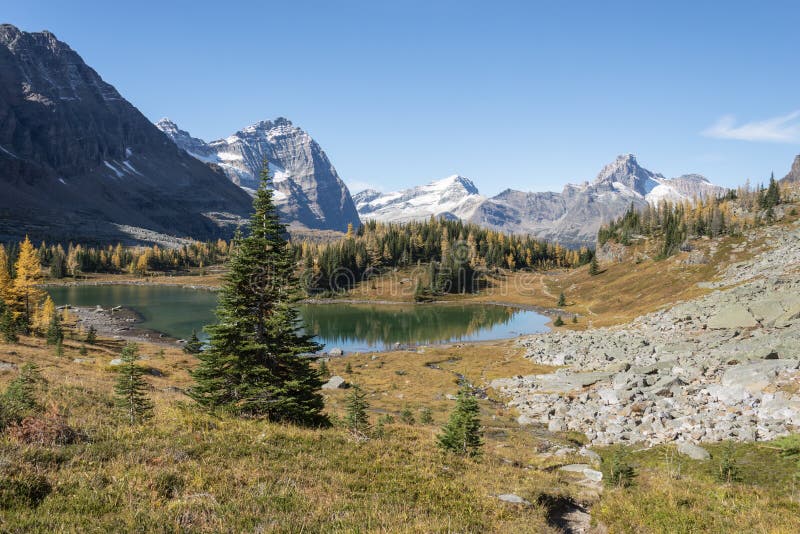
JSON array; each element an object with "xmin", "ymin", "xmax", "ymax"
[
  {"xmin": 69, "ymin": 305, "xmax": 181, "ymax": 346},
  {"xmin": 493, "ymin": 222, "xmax": 800, "ymax": 447},
  {"xmin": 45, "ymin": 279, "xmax": 219, "ymax": 291}
]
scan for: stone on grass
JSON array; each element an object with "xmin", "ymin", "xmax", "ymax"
[
  {"xmin": 497, "ymin": 493, "xmax": 530, "ymax": 505},
  {"xmin": 677, "ymin": 442, "xmax": 711, "ymax": 460},
  {"xmin": 321, "ymin": 375, "xmax": 348, "ymax": 390}
]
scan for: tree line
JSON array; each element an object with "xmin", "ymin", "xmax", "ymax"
[
  {"xmin": 597, "ymin": 176, "xmax": 784, "ymax": 258},
  {"xmin": 293, "ymin": 218, "xmax": 593, "ymax": 295},
  {"xmin": 1, "ymin": 240, "xmax": 231, "ymax": 279}
]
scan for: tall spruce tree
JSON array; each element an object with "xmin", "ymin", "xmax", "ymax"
[
  {"xmin": 114, "ymin": 343, "xmax": 154, "ymax": 425},
  {"xmin": 190, "ymin": 162, "xmax": 327, "ymax": 426}
]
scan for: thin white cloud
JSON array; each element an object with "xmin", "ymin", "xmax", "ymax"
[{"xmin": 703, "ymin": 110, "xmax": 800, "ymax": 142}]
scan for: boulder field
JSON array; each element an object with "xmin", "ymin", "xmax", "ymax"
[{"xmin": 493, "ymin": 221, "xmax": 800, "ymax": 447}]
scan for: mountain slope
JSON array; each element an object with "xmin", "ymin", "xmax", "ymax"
[
  {"xmin": 0, "ymin": 24, "xmax": 253, "ymax": 245},
  {"xmin": 356, "ymin": 155, "xmax": 726, "ymax": 247},
  {"xmin": 157, "ymin": 118, "xmax": 360, "ymax": 232}
]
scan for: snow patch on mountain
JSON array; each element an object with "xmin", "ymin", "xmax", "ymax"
[{"xmin": 354, "ymin": 175, "xmax": 486, "ymax": 223}]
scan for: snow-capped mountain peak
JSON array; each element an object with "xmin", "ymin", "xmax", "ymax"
[
  {"xmin": 594, "ymin": 154, "xmax": 664, "ymax": 196},
  {"xmin": 356, "ymin": 155, "xmax": 727, "ymax": 247},
  {"xmin": 156, "ymin": 117, "xmax": 360, "ymax": 232},
  {"xmin": 354, "ymin": 175, "xmax": 486, "ymax": 223}
]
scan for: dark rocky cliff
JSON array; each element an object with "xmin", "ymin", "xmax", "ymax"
[{"xmin": 0, "ymin": 24, "xmax": 252, "ymax": 245}]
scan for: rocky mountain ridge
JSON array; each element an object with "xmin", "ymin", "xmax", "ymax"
[
  {"xmin": 357, "ymin": 155, "xmax": 727, "ymax": 247},
  {"xmin": 0, "ymin": 24, "xmax": 253, "ymax": 245},
  {"xmin": 156, "ymin": 118, "xmax": 360, "ymax": 233}
]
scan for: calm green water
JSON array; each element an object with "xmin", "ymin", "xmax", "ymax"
[{"xmin": 47, "ymin": 285, "xmax": 549, "ymax": 352}]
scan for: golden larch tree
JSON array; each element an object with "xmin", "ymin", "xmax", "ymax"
[{"xmin": 12, "ymin": 236, "xmax": 46, "ymax": 326}]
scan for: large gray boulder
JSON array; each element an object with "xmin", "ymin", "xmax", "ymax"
[
  {"xmin": 321, "ymin": 376, "xmax": 348, "ymax": 390},
  {"xmin": 677, "ymin": 442, "xmax": 711, "ymax": 460},
  {"xmin": 721, "ymin": 360, "xmax": 800, "ymax": 394},
  {"xmin": 707, "ymin": 304, "xmax": 757, "ymax": 329}
]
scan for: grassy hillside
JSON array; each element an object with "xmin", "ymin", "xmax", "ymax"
[{"xmin": 2, "ymin": 330, "xmax": 800, "ymax": 532}]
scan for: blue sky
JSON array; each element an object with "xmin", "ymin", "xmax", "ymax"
[{"xmin": 7, "ymin": 0, "xmax": 800, "ymax": 195}]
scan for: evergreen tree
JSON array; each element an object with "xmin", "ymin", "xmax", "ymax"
[
  {"xmin": 190, "ymin": 162, "xmax": 326, "ymax": 426},
  {"xmin": 557, "ymin": 291, "xmax": 566, "ymax": 307},
  {"xmin": 183, "ymin": 330, "xmax": 203, "ymax": 354},
  {"xmin": 420, "ymin": 407, "xmax": 434, "ymax": 425},
  {"xmin": 85, "ymin": 325, "xmax": 97, "ymax": 345},
  {"xmin": 588, "ymin": 256, "xmax": 600, "ymax": 276},
  {"xmin": 606, "ymin": 450, "xmax": 636, "ymax": 487},
  {"xmin": 554, "ymin": 315, "xmax": 565, "ymax": 327},
  {"xmin": 344, "ymin": 384, "xmax": 370, "ymax": 437},
  {"xmin": 437, "ymin": 387, "xmax": 483, "ymax": 456},
  {"xmin": 114, "ymin": 343, "xmax": 154, "ymax": 425},
  {"xmin": 0, "ymin": 307, "xmax": 17, "ymax": 343},
  {"xmin": 400, "ymin": 405, "xmax": 416, "ymax": 425},
  {"xmin": 716, "ymin": 442, "xmax": 741, "ymax": 483},
  {"xmin": 2, "ymin": 363, "xmax": 45, "ymax": 427},
  {"xmin": 46, "ymin": 310, "xmax": 64, "ymax": 346},
  {"xmin": 764, "ymin": 173, "xmax": 780, "ymax": 209},
  {"xmin": 318, "ymin": 359, "xmax": 330, "ymax": 378}
]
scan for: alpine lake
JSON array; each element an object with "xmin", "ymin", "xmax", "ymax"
[{"xmin": 47, "ymin": 284, "xmax": 549, "ymax": 353}]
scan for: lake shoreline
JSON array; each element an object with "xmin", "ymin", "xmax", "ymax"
[{"xmin": 68, "ymin": 305, "xmax": 183, "ymax": 347}]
